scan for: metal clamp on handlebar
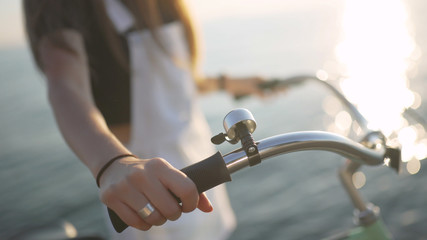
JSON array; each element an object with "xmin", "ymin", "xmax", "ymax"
[
  {"xmin": 234, "ymin": 121, "xmax": 260, "ymax": 166},
  {"xmin": 211, "ymin": 108, "xmax": 261, "ymax": 166}
]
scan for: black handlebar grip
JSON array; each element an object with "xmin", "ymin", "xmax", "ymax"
[
  {"xmin": 180, "ymin": 151, "xmax": 232, "ymax": 193},
  {"xmin": 108, "ymin": 151, "xmax": 231, "ymax": 233}
]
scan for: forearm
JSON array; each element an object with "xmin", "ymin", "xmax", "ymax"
[
  {"xmin": 37, "ymin": 30, "xmax": 130, "ymax": 178},
  {"xmin": 48, "ymin": 81, "xmax": 130, "ymax": 178},
  {"xmin": 34, "ymin": 30, "xmax": 211, "ymax": 231},
  {"xmin": 197, "ymin": 74, "xmax": 264, "ymax": 97},
  {"xmin": 196, "ymin": 75, "xmax": 224, "ymax": 94}
]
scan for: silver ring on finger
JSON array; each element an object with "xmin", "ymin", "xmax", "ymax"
[{"xmin": 137, "ymin": 202, "xmax": 155, "ymax": 219}]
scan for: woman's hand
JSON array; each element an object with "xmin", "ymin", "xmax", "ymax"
[
  {"xmin": 198, "ymin": 74, "xmax": 287, "ymax": 99},
  {"xmin": 223, "ymin": 75, "xmax": 288, "ymax": 100},
  {"xmin": 222, "ymin": 75, "xmax": 266, "ymax": 98},
  {"xmin": 99, "ymin": 156, "xmax": 213, "ymax": 231}
]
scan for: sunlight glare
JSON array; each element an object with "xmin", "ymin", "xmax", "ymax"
[
  {"xmin": 336, "ymin": 0, "xmax": 416, "ymax": 134},
  {"xmin": 335, "ymin": 0, "xmax": 424, "ymax": 164},
  {"xmin": 410, "ymin": 91, "xmax": 422, "ymax": 109},
  {"xmin": 414, "ymin": 141, "xmax": 427, "ymax": 160},
  {"xmin": 316, "ymin": 69, "xmax": 329, "ymax": 81},
  {"xmin": 322, "ymin": 95, "xmax": 342, "ymax": 116},
  {"xmin": 406, "ymin": 159, "xmax": 421, "ymax": 175},
  {"xmin": 335, "ymin": 111, "xmax": 352, "ymax": 130},
  {"xmin": 64, "ymin": 222, "xmax": 78, "ymax": 238},
  {"xmin": 352, "ymin": 171, "xmax": 366, "ymax": 189}
]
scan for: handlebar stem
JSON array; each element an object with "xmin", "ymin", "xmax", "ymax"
[{"xmin": 338, "ymin": 160, "xmax": 367, "ymax": 212}]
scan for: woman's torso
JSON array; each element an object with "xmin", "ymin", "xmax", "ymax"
[
  {"xmin": 98, "ymin": 0, "xmax": 215, "ymax": 166},
  {"xmin": 98, "ymin": 2, "xmax": 237, "ymax": 239}
]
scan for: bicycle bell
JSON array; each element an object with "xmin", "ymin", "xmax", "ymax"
[{"xmin": 223, "ymin": 108, "xmax": 257, "ymax": 142}]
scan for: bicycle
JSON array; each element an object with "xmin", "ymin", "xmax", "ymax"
[{"xmin": 107, "ymin": 75, "xmax": 419, "ymax": 239}]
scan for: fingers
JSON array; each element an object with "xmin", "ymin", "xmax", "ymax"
[
  {"xmin": 158, "ymin": 167, "xmax": 200, "ymax": 213},
  {"xmin": 197, "ymin": 193, "xmax": 214, "ymax": 213},
  {"xmin": 101, "ymin": 187, "xmax": 153, "ymax": 230},
  {"xmin": 139, "ymin": 158, "xmax": 212, "ymax": 214},
  {"xmin": 226, "ymin": 76, "xmax": 266, "ymax": 98},
  {"xmin": 130, "ymin": 161, "xmax": 184, "ymax": 220}
]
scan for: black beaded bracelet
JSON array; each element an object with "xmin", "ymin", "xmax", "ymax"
[{"xmin": 96, "ymin": 154, "xmax": 137, "ymax": 187}]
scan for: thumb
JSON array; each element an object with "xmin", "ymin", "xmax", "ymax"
[{"xmin": 197, "ymin": 193, "xmax": 213, "ymax": 213}]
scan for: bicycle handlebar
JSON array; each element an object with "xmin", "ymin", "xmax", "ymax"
[
  {"xmin": 109, "ymin": 130, "xmax": 388, "ymax": 232},
  {"xmin": 108, "ymin": 75, "xmax": 400, "ymax": 232},
  {"xmin": 223, "ymin": 131, "xmax": 386, "ymax": 174}
]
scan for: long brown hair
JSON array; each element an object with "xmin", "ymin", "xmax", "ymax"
[{"xmin": 23, "ymin": 0, "xmax": 200, "ymax": 78}]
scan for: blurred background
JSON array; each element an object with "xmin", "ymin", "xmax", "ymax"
[{"xmin": 0, "ymin": 0, "xmax": 426, "ymax": 239}]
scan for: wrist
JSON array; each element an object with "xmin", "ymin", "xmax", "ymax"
[{"xmin": 96, "ymin": 153, "xmax": 137, "ymax": 187}]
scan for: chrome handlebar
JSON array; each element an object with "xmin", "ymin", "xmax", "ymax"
[{"xmin": 223, "ymin": 131, "xmax": 386, "ymax": 174}]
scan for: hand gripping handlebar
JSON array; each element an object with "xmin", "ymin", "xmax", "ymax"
[{"xmin": 108, "ymin": 108, "xmax": 397, "ymax": 232}]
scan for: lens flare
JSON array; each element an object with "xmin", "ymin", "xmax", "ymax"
[
  {"xmin": 406, "ymin": 159, "xmax": 421, "ymax": 175},
  {"xmin": 352, "ymin": 171, "xmax": 366, "ymax": 189},
  {"xmin": 335, "ymin": 111, "xmax": 352, "ymax": 131}
]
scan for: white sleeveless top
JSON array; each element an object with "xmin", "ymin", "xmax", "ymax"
[{"xmin": 104, "ymin": 1, "xmax": 236, "ymax": 239}]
